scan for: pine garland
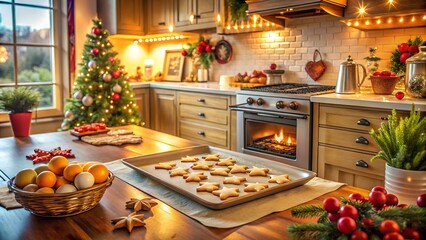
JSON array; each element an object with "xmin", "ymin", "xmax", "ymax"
[{"xmin": 228, "ymin": 0, "xmax": 248, "ymax": 22}]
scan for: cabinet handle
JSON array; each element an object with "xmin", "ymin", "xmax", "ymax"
[
  {"xmin": 158, "ymin": 22, "xmax": 166, "ymax": 26},
  {"xmin": 381, "ymin": 117, "xmax": 388, "ymax": 120},
  {"xmin": 357, "ymin": 118, "xmax": 370, "ymax": 126},
  {"xmin": 197, "ymin": 98, "xmax": 205, "ymax": 103},
  {"xmin": 197, "ymin": 131, "xmax": 205, "ymax": 136},
  {"xmin": 194, "ymin": 15, "xmax": 201, "ymax": 19},
  {"xmin": 355, "ymin": 160, "xmax": 369, "ymax": 168},
  {"xmin": 355, "ymin": 136, "xmax": 369, "ymax": 145},
  {"xmin": 197, "ymin": 112, "xmax": 205, "ymax": 117}
]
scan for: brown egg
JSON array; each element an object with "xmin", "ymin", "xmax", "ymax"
[{"xmin": 258, "ymin": 77, "xmax": 267, "ymax": 84}]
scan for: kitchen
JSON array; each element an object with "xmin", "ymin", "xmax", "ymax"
[{"xmin": 0, "ymin": 0, "xmax": 426, "ymax": 239}]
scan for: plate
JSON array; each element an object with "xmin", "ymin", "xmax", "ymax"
[{"xmin": 214, "ymin": 40, "xmax": 233, "ymax": 64}]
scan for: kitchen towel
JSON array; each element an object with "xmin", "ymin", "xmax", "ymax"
[{"xmin": 106, "ymin": 160, "xmax": 345, "ymax": 228}]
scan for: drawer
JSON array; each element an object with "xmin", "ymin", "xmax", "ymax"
[
  {"xmin": 319, "ymin": 127, "xmax": 380, "ymax": 153},
  {"xmin": 319, "ymin": 145, "xmax": 386, "ymax": 177},
  {"xmin": 179, "ymin": 92, "xmax": 229, "ymax": 110},
  {"xmin": 179, "ymin": 120, "xmax": 228, "ymax": 147},
  {"xmin": 179, "ymin": 104, "xmax": 228, "ymax": 125},
  {"xmin": 319, "ymin": 105, "xmax": 390, "ymax": 132}
]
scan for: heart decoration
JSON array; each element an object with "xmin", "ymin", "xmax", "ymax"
[{"xmin": 305, "ymin": 49, "xmax": 327, "ymax": 81}]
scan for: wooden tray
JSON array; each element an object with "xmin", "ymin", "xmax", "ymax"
[{"xmin": 121, "ymin": 146, "xmax": 316, "ymax": 209}]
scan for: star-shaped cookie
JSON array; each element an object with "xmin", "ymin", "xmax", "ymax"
[
  {"xmin": 268, "ymin": 174, "xmax": 291, "ymax": 184},
  {"xmin": 196, "ymin": 182, "xmax": 220, "ymax": 192},
  {"xmin": 191, "ymin": 162, "xmax": 213, "ymax": 170},
  {"xmin": 154, "ymin": 162, "xmax": 176, "ymax": 170},
  {"xmin": 215, "ymin": 157, "xmax": 236, "ymax": 166},
  {"xmin": 210, "ymin": 168, "xmax": 230, "ymax": 176},
  {"xmin": 247, "ymin": 166, "xmax": 270, "ymax": 176},
  {"xmin": 244, "ymin": 182, "xmax": 269, "ymax": 192},
  {"xmin": 202, "ymin": 154, "xmax": 220, "ymax": 161},
  {"xmin": 223, "ymin": 175, "xmax": 247, "ymax": 185},
  {"xmin": 181, "ymin": 155, "xmax": 199, "ymax": 162},
  {"xmin": 228, "ymin": 164, "xmax": 248, "ymax": 174},
  {"xmin": 111, "ymin": 212, "xmax": 145, "ymax": 232},
  {"xmin": 125, "ymin": 197, "xmax": 158, "ymax": 211},
  {"xmin": 169, "ymin": 167, "xmax": 190, "ymax": 177},
  {"xmin": 212, "ymin": 187, "xmax": 240, "ymax": 200},
  {"xmin": 183, "ymin": 172, "xmax": 208, "ymax": 182}
]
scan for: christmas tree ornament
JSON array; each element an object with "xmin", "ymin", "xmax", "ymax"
[
  {"xmin": 91, "ymin": 48, "xmax": 100, "ymax": 55},
  {"xmin": 113, "ymin": 84, "xmax": 122, "ymax": 93},
  {"xmin": 88, "ymin": 60, "xmax": 97, "ymax": 69},
  {"xmin": 109, "ymin": 57, "xmax": 115, "ymax": 63},
  {"xmin": 395, "ymin": 91, "xmax": 405, "ymax": 100},
  {"xmin": 64, "ymin": 110, "xmax": 75, "ymax": 120},
  {"xmin": 74, "ymin": 91, "xmax": 83, "ymax": 100},
  {"xmin": 102, "ymin": 73, "xmax": 112, "ymax": 82},
  {"xmin": 61, "ymin": 122, "xmax": 69, "ymax": 130},
  {"xmin": 82, "ymin": 95, "xmax": 93, "ymax": 106},
  {"xmin": 112, "ymin": 70, "xmax": 121, "ymax": 78},
  {"xmin": 112, "ymin": 93, "xmax": 121, "ymax": 101},
  {"xmin": 92, "ymin": 27, "xmax": 101, "ymax": 35}
]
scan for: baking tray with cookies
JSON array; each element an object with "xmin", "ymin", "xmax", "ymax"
[{"xmin": 121, "ymin": 145, "xmax": 316, "ymax": 209}]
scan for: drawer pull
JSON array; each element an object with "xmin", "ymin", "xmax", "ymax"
[
  {"xmin": 197, "ymin": 98, "xmax": 205, "ymax": 103},
  {"xmin": 197, "ymin": 112, "xmax": 205, "ymax": 117},
  {"xmin": 158, "ymin": 22, "xmax": 166, "ymax": 26},
  {"xmin": 355, "ymin": 136, "xmax": 369, "ymax": 145},
  {"xmin": 381, "ymin": 117, "xmax": 388, "ymax": 120},
  {"xmin": 197, "ymin": 131, "xmax": 205, "ymax": 136},
  {"xmin": 357, "ymin": 118, "xmax": 370, "ymax": 126},
  {"xmin": 355, "ymin": 160, "xmax": 369, "ymax": 168}
]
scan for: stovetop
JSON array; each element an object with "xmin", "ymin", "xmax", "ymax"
[{"xmin": 240, "ymin": 83, "xmax": 336, "ymax": 95}]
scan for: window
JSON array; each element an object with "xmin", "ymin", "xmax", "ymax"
[{"xmin": 0, "ymin": 0, "xmax": 67, "ymax": 122}]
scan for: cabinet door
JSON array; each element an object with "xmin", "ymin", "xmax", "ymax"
[
  {"xmin": 133, "ymin": 88, "xmax": 151, "ymax": 128},
  {"xmin": 146, "ymin": 0, "xmax": 173, "ymax": 34},
  {"xmin": 151, "ymin": 89, "xmax": 177, "ymax": 136},
  {"xmin": 174, "ymin": 0, "xmax": 193, "ymax": 28},
  {"xmin": 195, "ymin": 0, "xmax": 217, "ymax": 24},
  {"xmin": 174, "ymin": 0, "xmax": 219, "ymax": 31},
  {"xmin": 98, "ymin": 0, "xmax": 144, "ymax": 35}
]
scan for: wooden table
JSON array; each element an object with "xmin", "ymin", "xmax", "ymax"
[{"xmin": 0, "ymin": 125, "xmax": 368, "ymax": 240}]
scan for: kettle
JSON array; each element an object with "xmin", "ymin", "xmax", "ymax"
[{"xmin": 336, "ymin": 55, "xmax": 367, "ymax": 94}]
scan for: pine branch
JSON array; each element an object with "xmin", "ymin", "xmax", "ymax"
[
  {"xmin": 288, "ymin": 223, "xmax": 337, "ymax": 240},
  {"xmin": 291, "ymin": 205, "xmax": 325, "ymax": 218}
]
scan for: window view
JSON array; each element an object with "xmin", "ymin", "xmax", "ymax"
[{"xmin": 0, "ymin": 0, "xmax": 57, "ymax": 113}]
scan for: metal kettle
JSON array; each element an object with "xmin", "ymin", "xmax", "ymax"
[{"xmin": 336, "ymin": 56, "xmax": 367, "ymax": 94}]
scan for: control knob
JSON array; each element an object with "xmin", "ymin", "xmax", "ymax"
[
  {"xmin": 246, "ymin": 97, "xmax": 255, "ymax": 105},
  {"xmin": 256, "ymin": 98, "xmax": 265, "ymax": 106},
  {"xmin": 276, "ymin": 101, "xmax": 285, "ymax": 109},
  {"xmin": 288, "ymin": 101, "xmax": 298, "ymax": 110}
]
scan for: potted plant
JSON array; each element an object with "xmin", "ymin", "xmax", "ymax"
[
  {"xmin": 370, "ymin": 105, "xmax": 426, "ymax": 204},
  {"xmin": 0, "ymin": 87, "xmax": 40, "ymax": 137}
]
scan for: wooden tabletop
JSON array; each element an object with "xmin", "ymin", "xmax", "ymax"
[{"xmin": 0, "ymin": 125, "xmax": 368, "ymax": 240}]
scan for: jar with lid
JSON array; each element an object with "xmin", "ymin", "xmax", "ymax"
[{"xmin": 405, "ymin": 45, "xmax": 426, "ymax": 98}]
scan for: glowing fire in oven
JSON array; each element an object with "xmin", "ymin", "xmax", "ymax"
[{"xmin": 274, "ymin": 129, "xmax": 295, "ymax": 146}]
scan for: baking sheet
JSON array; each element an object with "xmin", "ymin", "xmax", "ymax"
[{"xmin": 121, "ymin": 146, "xmax": 316, "ymax": 209}]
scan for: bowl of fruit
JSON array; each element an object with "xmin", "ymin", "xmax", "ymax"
[
  {"xmin": 370, "ymin": 71, "xmax": 400, "ymax": 95},
  {"xmin": 8, "ymin": 156, "xmax": 114, "ymax": 217}
]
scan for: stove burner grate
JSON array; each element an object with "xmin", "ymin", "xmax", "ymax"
[{"xmin": 241, "ymin": 83, "xmax": 335, "ymax": 95}]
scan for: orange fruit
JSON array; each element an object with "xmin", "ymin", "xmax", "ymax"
[
  {"xmin": 54, "ymin": 176, "xmax": 71, "ymax": 189},
  {"xmin": 63, "ymin": 164, "xmax": 83, "ymax": 182},
  {"xmin": 82, "ymin": 162, "xmax": 98, "ymax": 172},
  {"xmin": 87, "ymin": 163, "xmax": 109, "ymax": 184},
  {"xmin": 15, "ymin": 169, "xmax": 38, "ymax": 189},
  {"xmin": 34, "ymin": 165, "xmax": 49, "ymax": 174},
  {"xmin": 48, "ymin": 156, "xmax": 69, "ymax": 175},
  {"xmin": 36, "ymin": 187, "xmax": 55, "ymax": 194},
  {"xmin": 22, "ymin": 183, "xmax": 39, "ymax": 192},
  {"xmin": 36, "ymin": 171, "xmax": 57, "ymax": 188}
]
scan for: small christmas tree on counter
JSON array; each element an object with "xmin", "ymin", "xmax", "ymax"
[{"xmin": 61, "ymin": 19, "xmax": 141, "ymax": 130}]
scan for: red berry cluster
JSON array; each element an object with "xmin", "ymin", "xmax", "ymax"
[
  {"xmin": 398, "ymin": 42, "xmax": 419, "ymax": 64},
  {"xmin": 73, "ymin": 122, "xmax": 107, "ymax": 133},
  {"xmin": 26, "ymin": 147, "xmax": 75, "ymax": 164}
]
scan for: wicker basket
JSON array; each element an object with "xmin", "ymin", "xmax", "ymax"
[
  {"xmin": 8, "ymin": 172, "xmax": 114, "ymax": 217},
  {"xmin": 370, "ymin": 76, "xmax": 399, "ymax": 95}
]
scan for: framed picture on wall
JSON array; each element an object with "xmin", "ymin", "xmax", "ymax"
[{"xmin": 163, "ymin": 50, "xmax": 184, "ymax": 81}]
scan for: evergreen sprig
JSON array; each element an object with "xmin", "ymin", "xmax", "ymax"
[
  {"xmin": 290, "ymin": 204, "xmax": 325, "ymax": 218},
  {"xmin": 228, "ymin": 0, "xmax": 248, "ymax": 22}
]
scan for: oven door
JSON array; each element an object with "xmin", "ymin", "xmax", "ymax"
[{"xmin": 234, "ymin": 108, "xmax": 311, "ymax": 170}]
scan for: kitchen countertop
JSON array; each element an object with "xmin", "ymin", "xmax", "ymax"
[{"xmin": 130, "ymin": 81, "xmax": 239, "ymax": 95}]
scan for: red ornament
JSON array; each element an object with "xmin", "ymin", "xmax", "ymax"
[
  {"xmin": 350, "ymin": 230, "xmax": 368, "ymax": 240},
  {"xmin": 383, "ymin": 232, "xmax": 404, "ymax": 240},
  {"xmin": 395, "ymin": 91, "xmax": 405, "ymax": 100},
  {"xmin": 205, "ymin": 45, "xmax": 212, "ymax": 53},
  {"xmin": 323, "ymin": 197, "xmax": 340, "ymax": 213},
  {"xmin": 109, "ymin": 57, "xmax": 115, "ymax": 63},
  {"xmin": 337, "ymin": 217, "xmax": 357, "ymax": 235},
  {"xmin": 398, "ymin": 43, "xmax": 409, "ymax": 53},
  {"xmin": 362, "ymin": 218, "xmax": 374, "ymax": 228},
  {"xmin": 400, "ymin": 52, "xmax": 410, "ymax": 63},
  {"xmin": 380, "ymin": 220, "xmax": 400, "ymax": 235},
  {"xmin": 112, "ymin": 70, "xmax": 121, "ymax": 78},
  {"xmin": 417, "ymin": 193, "xmax": 426, "ymax": 207},
  {"xmin": 327, "ymin": 212, "xmax": 340, "ymax": 222},
  {"xmin": 91, "ymin": 47, "xmax": 100, "ymax": 55},
  {"xmin": 112, "ymin": 93, "xmax": 120, "ymax": 101},
  {"xmin": 92, "ymin": 27, "xmax": 101, "ymax": 35},
  {"xmin": 369, "ymin": 191, "xmax": 387, "ymax": 209},
  {"xmin": 385, "ymin": 193, "xmax": 399, "ymax": 206},
  {"xmin": 348, "ymin": 193, "xmax": 365, "ymax": 202},
  {"xmin": 403, "ymin": 228, "xmax": 421, "ymax": 240},
  {"xmin": 339, "ymin": 205, "xmax": 358, "ymax": 219},
  {"xmin": 181, "ymin": 50, "xmax": 188, "ymax": 56},
  {"xmin": 408, "ymin": 45, "xmax": 419, "ymax": 54},
  {"xmin": 270, "ymin": 63, "xmax": 277, "ymax": 70},
  {"xmin": 371, "ymin": 186, "xmax": 387, "ymax": 194}
]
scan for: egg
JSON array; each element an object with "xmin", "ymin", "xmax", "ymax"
[
  {"xmin": 74, "ymin": 172, "xmax": 95, "ymax": 190},
  {"xmin": 22, "ymin": 183, "xmax": 39, "ymax": 192},
  {"xmin": 56, "ymin": 183, "xmax": 77, "ymax": 193},
  {"xmin": 34, "ymin": 165, "xmax": 49, "ymax": 174},
  {"xmin": 15, "ymin": 169, "xmax": 38, "ymax": 189}
]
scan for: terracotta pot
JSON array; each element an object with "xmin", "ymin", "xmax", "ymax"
[
  {"xmin": 385, "ymin": 164, "xmax": 426, "ymax": 205},
  {"xmin": 8, "ymin": 112, "xmax": 32, "ymax": 137}
]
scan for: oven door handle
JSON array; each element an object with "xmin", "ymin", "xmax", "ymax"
[{"xmin": 229, "ymin": 106, "xmax": 307, "ymax": 119}]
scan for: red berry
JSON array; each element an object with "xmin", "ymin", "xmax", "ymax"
[
  {"xmin": 323, "ymin": 197, "xmax": 341, "ymax": 213},
  {"xmin": 408, "ymin": 45, "xmax": 419, "ymax": 54},
  {"xmin": 205, "ymin": 45, "xmax": 212, "ymax": 53},
  {"xmin": 340, "ymin": 205, "xmax": 358, "ymax": 219},
  {"xmin": 196, "ymin": 45, "xmax": 205, "ymax": 53},
  {"xmin": 337, "ymin": 217, "xmax": 357, "ymax": 234},
  {"xmin": 369, "ymin": 191, "xmax": 387, "ymax": 209},
  {"xmin": 350, "ymin": 230, "xmax": 368, "ymax": 240},
  {"xmin": 400, "ymin": 52, "xmax": 410, "ymax": 63},
  {"xmin": 349, "ymin": 193, "xmax": 365, "ymax": 202},
  {"xmin": 417, "ymin": 194, "xmax": 426, "ymax": 207},
  {"xmin": 371, "ymin": 186, "xmax": 387, "ymax": 194},
  {"xmin": 395, "ymin": 91, "xmax": 405, "ymax": 100},
  {"xmin": 327, "ymin": 212, "xmax": 340, "ymax": 222},
  {"xmin": 270, "ymin": 63, "xmax": 277, "ymax": 70},
  {"xmin": 362, "ymin": 218, "xmax": 374, "ymax": 228},
  {"xmin": 403, "ymin": 227, "xmax": 421, "ymax": 240},
  {"xmin": 398, "ymin": 43, "xmax": 409, "ymax": 53},
  {"xmin": 386, "ymin": 194, "xmax": 399, "ymax": 206},
  {"xmin": 380, "ymin": 220, "xmax": 401, "ymax": 235},
  {"xmin": 383, "ymin": 232, "xmax": 404, "ymax": 240},
  {"xmin": 181, "ymin": 50, "xmax": 188, "ymax": 56}
]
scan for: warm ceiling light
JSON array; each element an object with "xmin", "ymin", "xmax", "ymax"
[
  {"xmin": 423, "ymin": 15, "xmax": 426, "ymax": 20},
  {"xmin": 388, "ymin": 18, "xmax": 393, "ymax": 23},
  {"xmin": 354, "ymin": 21, "xmax": 359, "ymax": 26},
  {"xmin": 347, "ymin": 22, "xmax": 352, "ymax": 26},
  {"xmin": 365, "ymin": 20, "xmax": 370, "ymax": 25},
  {"xmin": 376, "ymin": 19, "xmax": 381, "ymax": 24},
  {"xmin": 411, "ymin": 16, "xmax": 415, "ymax": 22},
  {"xmin": 399, "ymin": 17, "xmax": 404, "ymax": 22}
]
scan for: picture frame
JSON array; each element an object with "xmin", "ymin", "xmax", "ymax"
[{"xmin": 163, "ymin": 49, "xmax": 184, "ymax": 81}]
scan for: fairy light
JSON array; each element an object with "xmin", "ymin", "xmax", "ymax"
[
  {"xmin": 227, "ymin": 24, "xmax": 231, "ymax": 30},
  {"xmin": 399, "ymin": 17, "xmax": 404, "ymax": 23},
  {"xmin": 121, "ymin": 119, "xmax": 125, "ymax": 123},
  {"xmin": 110, "ymin": 105, "xmax": 114, "ymax": 109},
  {"xmin": 128, "ymin": 109, "xmax": 132, "ymax": 113},
  {"xmin": 99, "ymin": 84, "xmax": 103, "ymax": 88},
  {"xmin": 101, "ymin": 118, "xmax": 105, "ymax": 122},
  {"xmin": 168, "ymin": 25, "xmax": 173, "ymax": 32},
  {"xmin": 89, "ymin": 113, "xmax": 93, "ymax": 116},
  {"xmin": 105, "ymin": 109, "xmax": 109, "ymax": 113},
  {"xmin": 80, "ymin": 106, "xmax": 85, "ymax": 110},
  {"xmin": 411, "ymin": 16, "xmax": 415, "ymax": 22},
  {"xmin": 388, "ymin": 18, "xmax": 392, "ymax": 23},
  {"xmin": 365, "ymin": 20, "xmax": 370, "ymax": 25},
  {"xmin": 88, "ymin": 85, "xmax": 92, "ymax": 89},
  {"xmin": 355, "ymin": 21, "xmax": 359, "ymax": 26},
  {"xmin": 131, "ymin": 119, "xmax": 135, "ymax": 122},
  {"xmin": 376, "ymin": 19, "xmax": 381, "ymax": 24},
  {"xmin": 347, "ymin": 22, "xmax": 352, "ymax": 26},
  {"xmin": 97, "ymin": 95, "xmax": 102, "ymax": 99}
]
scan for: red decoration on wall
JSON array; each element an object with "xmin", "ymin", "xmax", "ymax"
[
  {"xmin": 112, "ymin": 70, "xmax": 121, "ymax": 78},
  {"xmin": 112, "ymin": 93, "xmax": 121, "ymax": 101},
  {"xmin": 91, "ymin": 47, "xmax": 100, "ymax": 55}
]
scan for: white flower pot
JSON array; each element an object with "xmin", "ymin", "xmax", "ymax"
[
  {"xmin": 197, "ymin": 68, "xmax": 209, "ymax": 82},
  {"xmin": 385, "ymin": 164, "xmax": 426, "ymax": 205}
]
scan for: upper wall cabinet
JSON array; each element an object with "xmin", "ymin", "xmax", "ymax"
[
  {"xmin": 146, "ymin": 0, "xmax": 174, "ymax": 34},
  {"xmin": 174, "ymin": 0, "xmax": 220, "ymax": 31},
  {"xmin": 97, "ymin": 0, "xmax": 144, "ymax": 35}
]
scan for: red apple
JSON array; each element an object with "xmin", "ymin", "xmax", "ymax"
[
  {"xmin": 270, "ymin": 63, "xmax": 277, "ymax": 70},
  {"xmin": 408, "ymin": 45, "xmax": 419, "ymax": 54},
  {"xmin": 398, "ymin": 43, "xmax": 409, "ymax": 53},
  {"xmin": 400, "ymin": 53, "xmax": 411, "ymax": 63}
]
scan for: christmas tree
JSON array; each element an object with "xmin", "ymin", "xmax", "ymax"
[{"xmin": 60, "ymin": 19, "xmax": 141, "ymax": 130}]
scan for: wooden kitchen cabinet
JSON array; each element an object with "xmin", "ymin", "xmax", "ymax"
[
  {"xmin": 150, "ymin": 88, "xmax": 177, "ymax": 135},
  {"xmin": 133, "ymin": 88, "xmax": 151, "ymax": 128},
  {"xmin": 97, "ymin": 0, "xmax": 144, "ymax": 35},
  {"xmin": 146, "ymin": 0, "xmax": 173, "ymax": 34},
  {"xmin": 174, "ymin": 0, "xmax": 220, "ymax": 31}
]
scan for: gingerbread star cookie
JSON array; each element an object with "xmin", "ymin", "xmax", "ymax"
[
  {"xmin": 223, "ymin": 176, "xmax": 247, "ymax": 185},
  {"xmin": 191, "ymin": 162, "xmax": 213, "ymax": 170},
  {"xmin": 183, "ymin": 172, "xmax": 208, "ymax": 182},
  {"xmin": 154, "ymin": 162, "xmax": 177, "ymax": 170},
  {"xmin": 210, "ymin": 168, "xmax": 230, "ymax": 176},
  {"xmin": 181, "ymin": 155, "xmax": 199, "ymax": 162},
  {"xmin": 228, "ymin": 164, "xmax": 248, "ymax": 174},
  {"xmin": 247, "ymin": 166, "xmax": 270, "ymax": 176},
  {"xmin": 212, "ymin": 187, "xmax": 240, "ymax": 200},
  {"xmin": 202, "ymin": 154, "xmax": 220, "ymax": 161},
  {"xmin": 268, "ymin": 174, "xmax": 291, "ymax": 184},
  {"xmin": 196, "ymin": 182, "xmax": 220, "ymax": 192},
  {"xmin": 169, "ymin": 167, "xmax": 190, "ymax": 177},
  {"xmin": 244, "ymin": 182, "xmax": 269, "ymax": 192},
  {"xmin": 215, "ymin": 157, "xmax": 236, "ymax": 166}
]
